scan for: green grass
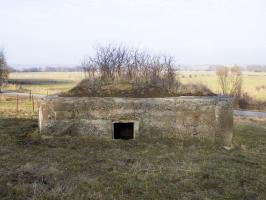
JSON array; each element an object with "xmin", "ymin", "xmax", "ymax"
[{"xmin": 0, "ymin": 96, "xmax": 266, "ymax": 199}]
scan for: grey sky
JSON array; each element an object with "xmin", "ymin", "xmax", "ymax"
[{"xmin": 1, "ymin": 0, "xmax": 266, "ymax": 65}]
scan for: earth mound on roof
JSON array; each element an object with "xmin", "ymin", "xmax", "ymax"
[{"xmin": 61, "ymin": 79, "xmax": 215, "ymax": 98}]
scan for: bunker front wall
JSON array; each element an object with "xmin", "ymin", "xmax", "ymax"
[{"xmin": 39, "ymin": 96, "xmax": 233, "ymax": 145}]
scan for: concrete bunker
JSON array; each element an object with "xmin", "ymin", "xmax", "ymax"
[{"xmin": 38, "ymin": 96, "xmax": 233, "ymax": 146}]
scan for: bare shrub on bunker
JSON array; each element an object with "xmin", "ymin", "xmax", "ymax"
[
  {"xmin": 82, "ymin": 44, "xmax": 179, "ymax": 90},
  {"xmin": 63, "ymin": 45, "xmax": 214, "ymax": 97}
]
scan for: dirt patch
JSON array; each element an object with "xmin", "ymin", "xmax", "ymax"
[
  {"xmin": 6, "ymin": 163, "xmax": 63, "ymax": 190},
  {"xmin": 61, "ymin": 79, "xmax": 215, "ymax": 98}
]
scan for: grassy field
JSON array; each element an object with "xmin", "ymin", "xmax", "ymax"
[
  {"xmin": 3, "ymin": 71, "xmax": 266, "ymax": 101},
  {"xmin": 0, "ymin": 96, "xmax": 266, "ymax": 199},
  {"xmin": 179, "ymin": 71, "xmax": 266, "ymax": 100},
  {"xmin": 4, "ymin": 72, "xmax": 84, "ymax": 95}
]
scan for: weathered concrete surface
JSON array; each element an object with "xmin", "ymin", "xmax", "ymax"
[{"xmin": 39, "ymin": 96, "xmax": 233, "ymax": 146}]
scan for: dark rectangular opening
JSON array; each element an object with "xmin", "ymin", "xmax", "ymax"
[{"xmin": 113, "ymin": 123, "xmax": 134, "ymax": 139}]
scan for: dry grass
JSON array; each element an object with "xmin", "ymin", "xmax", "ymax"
[
  {"xmin": 180, "ymin": 71, "xmax": 266, "ymax": 101},
  {"xmin": 62, "ymin": 79, "xmax": 214, "ymax": 97},
  {"xmin": 0, "ymin": 96, "xmax": 266, "ymax": 199},
  {"xmin": 3, "ymin": 71, "xmax": 266, "ymax": 100},
  {"xmin": 9, "ymin": 72, "xmax": 84, "ymax": 81},
  {"xmin": 3, "ymin": 72, "xmax": 84, "ymax": 95},
  {"xmin": 0, "ymin": 95, "xmax": 38, "ymax": 118}
]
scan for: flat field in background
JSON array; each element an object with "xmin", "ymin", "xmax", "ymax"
[
  {"xmin": 179, "ymin": 71, "xmax": 266, "ymax": 100},
  {"xmin": 3, "ymin": 71, "xmax": 266, "ymax": 100},
  {"xmin": 4, "ymin": 72, "xmax": 85, "ymax": 95}
]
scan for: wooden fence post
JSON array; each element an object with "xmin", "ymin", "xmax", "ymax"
[
  {"xmin": 32, "ymin": 95, "xmax": 35, "ymax": 113},
  {"xmin": 16, "ymin": 95, "xmax": 19, "ymax": 113}
]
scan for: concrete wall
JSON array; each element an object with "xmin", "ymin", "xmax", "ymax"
[{"xmin": 39, "ymin": 96, "xmax": 233, "ymax": 146}]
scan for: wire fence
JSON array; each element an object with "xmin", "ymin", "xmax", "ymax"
[{"xmin": 0, "ymin": 92, "xmax": 39, "ymax": 118}]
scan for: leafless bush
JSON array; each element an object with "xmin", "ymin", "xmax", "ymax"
[
  {"xmin": 82, "ymin": 44, "xmax": 179, "ymax": 90},
  {"xmin": 0, "ymin": 50, "xmax": 9, "ymax": 92},
  {"xmin": 216, "ymin": 66, "xmax": 266, "ymax": 110},
  {"xmin": 216, "ymin": 66, "xmax": 242, "ymax": 97},
  {"xmin": 255, "ymin": 85, "xmax": 266, "ymax": 91},
  {"xmin": 237, "ymin": 92, "xmax": 266, "ymax": 110}
]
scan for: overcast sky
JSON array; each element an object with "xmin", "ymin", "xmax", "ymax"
[{"xmin": 1, "ymin": 0, "xmax": 266, "ymax": 66}]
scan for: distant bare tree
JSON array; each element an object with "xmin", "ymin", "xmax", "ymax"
[
  {"xmin": 216, "ymin": 66, "xmax": 242, "ymax": 97},
  {"xmin": 229, "ymin": 66, "xmax": 242, "ymax": 97},
  {"xmin": 0, "ymin": 50, "xmax": 9, "ymax": 92},
  {"xmin": 216, "ymin": 67, "xmax": 229, "ymax": 95}
]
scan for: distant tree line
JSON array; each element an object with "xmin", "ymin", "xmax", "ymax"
[
  {"xmin": 210, "ymin": 65, "xmax": 266, "ymax": 72},
  {"xmin": 13, "ymin": 66, "xmax": 83, "ymax": 72},
  {"xmin": 245, "ymin": 65, "xmax": 266, "ymax": 72}
]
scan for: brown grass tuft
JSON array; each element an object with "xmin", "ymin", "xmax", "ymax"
[{"xmin": 61, "ymin": 79, "xmax": 215, "ymax": 98}]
